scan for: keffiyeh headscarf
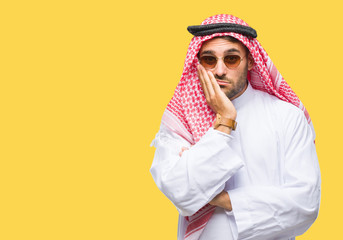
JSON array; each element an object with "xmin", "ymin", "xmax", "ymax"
[{"xmin": 162, "ymin": 14, "xmax": 314, "ymax": 240}]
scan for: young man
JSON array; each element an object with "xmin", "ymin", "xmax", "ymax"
[{"xmin": 150, "ymin": 14, "xmax": 321, "ymax": 240}]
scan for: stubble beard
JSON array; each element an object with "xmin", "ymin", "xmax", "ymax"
[{"xmin": 218, "ymin": 66, "xmax": 249, "ymax": 100}]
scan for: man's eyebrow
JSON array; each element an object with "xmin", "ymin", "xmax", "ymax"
[
  {"xmin": 225, "ymin": 48, "xmax": 240, "ymax": 54},
  {"xmin": 199, "ymin": 50, "xmax": 215, "ymax": 56},
  {"xmin": 199, "ymin": 48, "xmax": 241, "ymax": 56}
]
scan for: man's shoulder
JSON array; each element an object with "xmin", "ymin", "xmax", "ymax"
[
  {"xmin": 252, "ymin": 89, "xmax": 311, "ymax": 139},
  {"xmin": 250, "ymin": 88, "xmax": 307, "ymax": 131},
  {"xmin": 253, "ymin": 88, "xmax": 303, "ymax": 117}
]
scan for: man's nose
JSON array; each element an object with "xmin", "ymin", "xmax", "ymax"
[{"xmin": 213, "ymin": 59, "xmax": 227, "ymax": 76}]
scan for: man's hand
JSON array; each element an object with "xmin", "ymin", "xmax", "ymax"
[
  {"xmin": 179, "ymin": 147, "xmax": 189, "ymax": 157},
  {"xmin": 197, "ymin": 65, "xmax": 237, "ymax": 121},
  {"xmin": 209, "ymin": 190, "xmax": 232, "ymax": 211}
]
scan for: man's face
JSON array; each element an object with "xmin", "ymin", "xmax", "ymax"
[{"xmin": 198, "ymin": 37, "xmax": 253, "ymax": 100}]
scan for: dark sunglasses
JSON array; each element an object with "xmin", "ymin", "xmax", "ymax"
[{"xmin": 199, "ymin": 55, "xmax": 245, "ymax": 70}]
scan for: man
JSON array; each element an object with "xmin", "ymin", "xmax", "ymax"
[{"xmin": 150, "ymin": 14, "xmax": 321, "ymax": 240}]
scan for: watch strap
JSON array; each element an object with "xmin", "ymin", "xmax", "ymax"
[{"xmin": 214, "ymin": 113, "xmax": 237, "ymax": 130}]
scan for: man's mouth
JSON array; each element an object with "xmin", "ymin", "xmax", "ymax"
[{"xmin": 216, "ymin": 80, "xmax": 231, "ymax": 86}]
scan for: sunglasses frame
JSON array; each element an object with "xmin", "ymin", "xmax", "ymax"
[{"xmin": 198, "ymin": 55, "xmax": 245, "ymax": 70}]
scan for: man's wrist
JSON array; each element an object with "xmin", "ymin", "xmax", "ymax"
[
  {"xmin": 213, "ymin": 113, "xmax": 237, "ymax": 132},
  {"xmin": 215, "ymin": 125, "xmax": 232, "ymax": 135},
  {"xmin": 209, "ymin": 191, "xmax": 232, "ymax": 211}
]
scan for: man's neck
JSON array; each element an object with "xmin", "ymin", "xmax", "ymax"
[{"xmin": 229, "ymin": 81, "xmax": 248, "ymax": 101}]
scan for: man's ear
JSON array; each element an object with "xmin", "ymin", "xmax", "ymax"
[{"xmin": 247, "ymin": 54, "xmax": 254, "ymax": 71}]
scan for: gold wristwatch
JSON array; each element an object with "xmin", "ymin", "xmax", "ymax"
[{"xmin": 213, "ymin": 113, "xmax": 237, "ymax": 130}]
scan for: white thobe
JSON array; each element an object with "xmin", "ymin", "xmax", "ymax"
[{"xmin": 150, "ymin": 84, "xmax": 321, "ymax": 240}]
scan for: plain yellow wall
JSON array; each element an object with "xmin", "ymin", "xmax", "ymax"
[{"xmin": 1, "ymin": 0, "xmax": 341, "ymax": 239}]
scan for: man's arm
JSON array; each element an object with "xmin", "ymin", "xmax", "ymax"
[
  {"xmin": 151, "ymin": 65, "xmax": 242, "ymax": 216},
  {"xmin": 197, "ymin": 65, "xmax": 237, "ymax": 135},
  {"xmin": 229, "ymin": 110, "xmax": 320, "ymax": 239},
  {"xmin": 204, "ymin": 113, "xmax": 320, "ymax": 240},
  {"xmin": 208, "ymin": 110, "xmax": 320, "ymax": 239},
  {"xmin": 178, "ymin": 148, "xmax": 232, "ymax": 211},
  {"xmin": 150, "ymin": 122, "xmax": 244, "ymax": 216}
]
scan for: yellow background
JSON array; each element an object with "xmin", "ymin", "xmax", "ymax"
[{"xmin": 0, "ymin": 0, "xmax": 341, "ymax": 239}]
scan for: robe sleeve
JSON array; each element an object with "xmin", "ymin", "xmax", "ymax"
[
  {"xmin": 227, "ymin": 109, "xmax": 321, "ymax": 240},
  {"xmin": 150, "ymin": 123, "xmax": 244, "ymax": 216}
]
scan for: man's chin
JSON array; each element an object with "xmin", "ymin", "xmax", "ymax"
[
  {"xmin": 219, "ymin": 86, "xmax": 231, "ymax": 92},
  {"xmin": 219, "ymin": 87, "xmax": 233, "ymax": 98}
]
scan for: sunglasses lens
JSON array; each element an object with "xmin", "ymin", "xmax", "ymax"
[
  {"xmin": 224, "ymin": 55, "xmax": 241, "ymax": 68},
  {"xmin": 200, "ymin": 56, "xmax": 217, "ymax": 69}
]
